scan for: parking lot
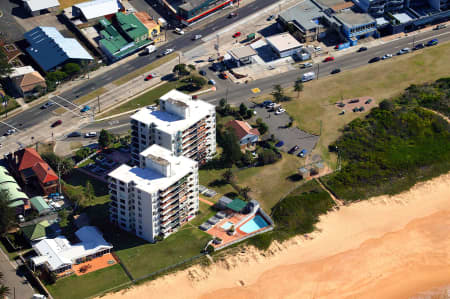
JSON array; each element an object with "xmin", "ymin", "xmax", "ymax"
[
  {"xmin": 253, "ymin": 104, "xmax": 319, "ymax": 157},
  {"xmin": 79, "ymin": 146, "xmax": 130, "ymax": 181}
]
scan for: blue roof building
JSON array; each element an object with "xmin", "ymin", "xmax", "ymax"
[{"xmin": 24, "ymin": 26, "xmax": 93, "ymax": 71}]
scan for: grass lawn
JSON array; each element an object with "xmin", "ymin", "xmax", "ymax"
[
  {"xmin": 113, "ymin": 53, "xmax": 179, "ymax": 86},
  {"xmin": 0, "ymin": 98, "xmax": 20, "ymax": 115},
  {"xmin": 258, "ymin": 42, "xmax": 450, "ymax": 168},
  {"xmin": 189, "ymin": 201, "xmax": 217, "ymax": 227},
  {"xmin": 36, "ymin": 142, "xmax": 55, "ymax": 154},
  {"xmin": 46, "ymin": 265, "xmax": 130, "ymax": 299},
  {"xmin": 64, "ymin": 170, "xmax": 110, "ymax": 206},
  {"xmin": 199, "ymin": 168, "xmax": 236, "ymax": 196},
  {"xmin": 74, "ymin": 87, "xmax": 107, "ymax": 105},
  {"xmin": 98, "ymin": 81, "xmax": 187, "ymax": 118},
  {"xmin": 116, "ymin": 228, "xmax": 210, "ymax": 278}
]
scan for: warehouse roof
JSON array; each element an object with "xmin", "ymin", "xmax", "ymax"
[
  {"xmin": 279, "ymin": 0, "xmax": 329, "ymax": 31},
  {"xmin": 74, "ymin": 0, "xmax": 119, "ymax": 20},
  {"xmin": 24, "ymin": 26, "xmax": 93, "ymax": 71},
  {"xmin": 115, "ymin": 12, "xmax": 147, "ymax": 41},
  {"xmin": 24, "ymin": 0, "xmax": 60, "ymax": 12},
  {"xmin": 228, "ymin": 46, "xmax": 257, "ymax": 60}
]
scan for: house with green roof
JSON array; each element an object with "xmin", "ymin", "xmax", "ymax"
[
  {"xmin": 21, "ymin": 220, "xmax": 61, "ymax": 243},
  {"xmin": 0, "ymin": 166, "xmax": 27, "ymax": 214},
  {"xmin": 98, "ymin": 12, "xmax": 151, "ymax": 61}
]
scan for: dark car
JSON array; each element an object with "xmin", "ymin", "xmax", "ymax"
[
  {"xmin": 357, "ymin": 46, "xmax": 368, "ymax": 52},
  {"xmin": 228, "ymin": 12, "xmax": 237, "ymax": 18},
  {"xmin": 368, "ymin": 57, "xmax": 380, "ymax": 63},
  {"xmin": 298, "ymin": 149, "xmax": 307, "ymax": 157},
  {"xmin": 331, "ymin": 68, "xmax": 341, "ymax": 74},
  {"xmin": 275, "ymin": 141, "xmax": 284, "ymax": 147},
  {"xmin": 199, "ymin": 70, "xmax": 206, "ymax": 76},
  {"xmin": 288, "ymin": 145, "xmax": 299, "ymax": 154},
  {"xmin": 349, "ymin": 99, "xmax": 360, "ymax": 104},
  {"xmin": 262, "ymin": 100, "xmax": 273, "ymax": 107},
  {"xmin": 51, "ymin": 120, "xmax": 62, "ymax": 127},
  {"xmin": 267, "ymin": 15, "xmax": 275, "ymax": 21},
  {"xmin": 68, "ymin": 131, "xmax": 81, "ymax": 138},
  {"xmin": 426, "ymin": 39, "xmax": 438, "ymax": 46},
  {"xmin": 365, "ymin": 98, "xmax": 373, "ymax": 104},
  {"xmin": 413, "ymin": 43, "xmax": 424, "ymax": 50}
]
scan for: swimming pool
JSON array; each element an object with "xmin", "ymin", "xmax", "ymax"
[
  {"xmin": 221, "ymin": 221, "xmax": 234, "ymax": 230},
  {"xmin": 239, "ymin": 215, "xmax": 269, "ymax": 234}
]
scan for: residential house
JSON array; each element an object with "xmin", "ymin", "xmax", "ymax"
[
  {"xmin": 108, "ymin": 144, "xmax": 199, "ymax": 242},
  {"xmin": 225, "ymin": 120, "xmax": 260, "ymax": 150},
  {"xmin": 31, "ymin": 226, "xmax": 113, "ymax": 276},
  {"xmin": 30, "ymin": 196, "xmax": 52, "ymax": 215},
  {"xmin": 0, "ymin": 39, "xmax": 23, "ymax": 66},
  {"xmin": 21, "ymin": 220, "xmax": 61, "ymax": 244},
  {"xmin": 130, "ymin": 89, "xmax": 216, "ymax": 165},
  {"xmin": 0, "ymin": 166, "xmax": 28, "ymax": 214},
  {"xmin": 7, "ymin": 148, "xmax": 59, "ymax": 196},
  {"xmin": 9, "ymin": 66, "xmax": 46, "ymax": 97},
  {"xmin": 24, "ymin": 26, "xmax": 93, "ymax": 71},
  {"xmin": 23, "ymin": 0, "xmax": 60, "ymax": 17}
]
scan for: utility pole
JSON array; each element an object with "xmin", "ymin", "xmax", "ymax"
[
  {"xmin": 316, "ymin": 63, "xmax": 320, "ymax": 80},
  {"xmin": 97, "ymin": 96, "xmax": 100, "ymax": 113},
  {"xmin": 225, "ymin": 86, "xmax": 229, "ymax": 102},
  {"xmin": 57, "ymin": 162, "xmax": 62, "ymax": 194}
]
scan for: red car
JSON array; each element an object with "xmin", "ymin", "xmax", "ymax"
[
  {"xmin": 324, "ymin": 56, "xmax": 335, "ymax": 62},
  {"xmin": 233, "ymin": 32, "xmax": 241, "ymax": 38},
  {"xmin": 144, "ymin": 74, "xmax": 153, "ymax": 81},
  {"xmin": 51, "ymin": 120, "xmax": 62, "ymax": 127}
]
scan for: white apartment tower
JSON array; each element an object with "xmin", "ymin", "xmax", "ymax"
[
  {"xmin": 108, "ymin": 145, "xmax": 199, "ymax": 242},
  {"xmin": 130, "ymin": 89, "xmax": 216, "ymax": 165}
]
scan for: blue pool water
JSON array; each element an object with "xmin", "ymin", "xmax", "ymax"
[
  {"xmin": 239, "ymin": 215, "xmax": 269, "ymax": 234},
  {"xmin": 221, "ymin": 221, "xmax": 233, "ymax": 230}
]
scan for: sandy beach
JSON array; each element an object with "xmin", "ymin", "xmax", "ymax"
[{"xmin": 102, "ymin": 173, "xmax": 450, "ymax": 299}]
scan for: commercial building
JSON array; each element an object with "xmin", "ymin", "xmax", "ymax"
[
  {"xmin": 98, "ymin": 12, "xmax": 150, "ymax": 61},
  {"xmin": 7, "ymin": 148, "xmax": 59, "ymax": 196},
  {"xmin": 108, "ymin": 144, "xmax": 199, "ymax": 242},
  {"xmin": 31, "ymin": 226, "xmax": 113, "ymax": 276},
  {"xmin": 160, "ymin": 0, "xmax": 236, "ymax": 25},
  {"xmin": 24, "ymin": 27, "xmax": 93, "ymax": 71},
  {"xmin": 72, "ymin": 0, "xmax": 120, "ymax": 21},
  {"xmin": 225, "ymin": 120, "xmax": 260, "ymax": 149},
  {"xmin": 134, "ymin": 12, "xmax": 161, "ymax": 42},
  {"xmin": 130, "ymin": 89, "xmax": 216, "ymax": 165},
  {"xmin": 9, "ymin": 66, "xmax": 46, "ymax": 97},
  {"xmin": 23, "ymin": 0, "xmax": 60, "ymax": 17},
  {"xmin": 277, "ymin": 0, "xmax": 333, "ymax": 42},
  {"xmin": 266, "ymin": 33, "xmax": 303, "ymax": 58},
  {"xmin": 227, "ymin": 46, "xmax": 258, "ymax": 67},
  {"xmin": 334, "ymin": 9, "xmax": 377, "ymax": 39}
]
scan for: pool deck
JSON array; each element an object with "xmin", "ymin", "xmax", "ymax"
[{"xmin": 206, "ymin": 212, "xmax": 272, "ymax": 248}]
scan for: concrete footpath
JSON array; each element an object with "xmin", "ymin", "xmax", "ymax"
[{"xmin": 0, "ymin": 248, "xmax": 34, "ymax": 299}]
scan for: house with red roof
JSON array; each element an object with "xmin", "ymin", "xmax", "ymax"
[
  {"xmin": 225, "ymin": 120, "xmax": 260, "ymax": 150},
  {"xmin": 7, "ymin": 148, "xmax": 59, "ymax": 195}
]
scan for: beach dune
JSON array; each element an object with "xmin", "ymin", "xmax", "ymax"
[{"xmin": 102, "ymin": 174, "xmax": 450, "ymax": 299}]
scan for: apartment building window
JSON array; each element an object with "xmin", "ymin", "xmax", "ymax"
[
  {"xmin": 139, "ymin": 213, "xmax": 142, "ymax": 217},
  {"xmin": 138, "ymin": 219, "xmax": 142, "ymax": 223},
  {"xmin": 120, "ymin": 211, "xmax": 125, "ymax": 216},
  {"xmin": 138, "ymin": 201, "xmax": 141, "ymax": 206},
  {"xmin": 120, "ymin": 205, "xmax": 125, "ymax": 210},
  {"xmin": 138, "ymin": 207, "xmax": 142, "ymax": 211},
  {"xmin": 120, "ymin": 222, "xmax": 126, "ymax": 227},
  {"xmin": 139, "ymin": 225, "xmax": 142, "ymax": 229},
  {"xmin": 119, "ymin": 187, "xmax": 125, "ymax": 192}
]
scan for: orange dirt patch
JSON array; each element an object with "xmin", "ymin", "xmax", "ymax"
[{"xmin": 72, "ymin": 253, "xmax": 118, "ymax": 276}]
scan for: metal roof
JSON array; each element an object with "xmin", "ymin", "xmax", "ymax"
[
  {"xmin": 228, "ymin": 46, "xmax": 257, "ymax": 59},
  {"xmin": 226, "ymin": 198, "xmax": 247, "ymax": 212},
  {"xmin": 24, "ymin": 26, "xmax": 93, "ymax": 71},
  {"xmin": 115, "ymin": 12, "xmax": 148, "ymax": 41},
  {"xmin": 74, "ymin": 0, "xmax": 119, "ymax": 20},
  {"xmin": 30, "ymin": 196, "xmax": 51, "ymax": 214},
  {"xmin": 266, "ymin": 33, "xmax": 303, "ymax": 53},
  {"xmin": 279, "ymin": 0, "xmax": 329, "ymax": 31},
  {"xmin": 0, "ymin": 182, "xmax": 27, "ymax": 202},
  {"xmin": 24, "ymin": 0, "xmax": 60, "ymax": 12}
]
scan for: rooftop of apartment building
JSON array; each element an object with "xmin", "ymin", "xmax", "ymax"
[
  {"xmin": 314, "ymin": 0, "xmax": 355, "ymax": 11},
  {"xmin": 334, "ymin": 8, "xmax": 376, "ymax": 26},
  {"xmin": 279, "ymin": 0, "xmax": 333, "ymax": 31},
  {"xmin": 131, "ymin": 89, "xmax": 215, "ymax": 134},
  {"xmin": 108, "ymin": 145, "xmax": 197, "ymax": 193}
]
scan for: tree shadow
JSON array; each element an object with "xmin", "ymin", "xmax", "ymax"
[
  {"xmin": 208, "ymin": 179, "xmax": 227, "ymax": 187},
  {"xmin": 287, "ymin": 173, "xmax": 303, "ymax": 182}
]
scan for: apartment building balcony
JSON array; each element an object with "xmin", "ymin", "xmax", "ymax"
[
  {"xmin": 160, "ymin": 214, "xmax": 179, "ymax": 227},
  {"xmin": 160, "ymin": 176, "xmax": 188, "ymax": 197},
  {"xmin": 161, "ymin": 200, "xmax": 179, "ymax": 215},
  {"xmin": 160, "ymin": 184, "xmax": 186, "ymax": 203},
  {"xmin": 162, "ymin": 208, "xmax": 179, "ymax": 221}
]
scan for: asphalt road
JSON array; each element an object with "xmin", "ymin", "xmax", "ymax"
[
  {"xmin": 79, "ymin": 27, "xmax": 450, "ymax": 138},
  {"xmin": 0, "ymin": 0, "xmax": 278, "ymax": 137}
]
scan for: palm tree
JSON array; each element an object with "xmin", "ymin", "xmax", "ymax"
[{"xmin": 294, "ymin": 78, "xmax": 303, "ymax": 99}]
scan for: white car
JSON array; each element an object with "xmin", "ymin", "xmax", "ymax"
[
  {"xmin": 275, "ymin": 108, "xmax": 286, "ymax": 115},
  {"xmin": 85, "ymin": 132, "xmax": 97, "ymax": 138},
  {"xmin": 208, "ymin": 79, "xmax": 216, "ymax": 85},
  {"xmin": 382, "ymin": 54, "xmax": 393, "ymax": 60},
  {"xmin": 18, "ymin": 214, "xmax": 25, "ymax": 223},
  {"xmin": 174, "ymin": 28, "xmax": 184, "ymax": 35},
  {"xmin": 302, "ymin": 62, "xmax": 313, "ymax": 68},
  {"xmin": 5, "ymin": 128, "xmax": 17, "ymax": 136},
  {"xmin": 162, "ymin": 48, "xmax": 173, "ymax": 56},
  {"xmin": 315, "ymin": 46, "xmax": 322, "ymax": 51},
  {"xmin": 192, "ymin": 34, "xmax": 202, "ymax": 40}
]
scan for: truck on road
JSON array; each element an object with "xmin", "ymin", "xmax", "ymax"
[
  {"xmin": 144, "ymin": 45, "xmax": 157, "ymax": 54},
  {"xmin": 302, "ymin": 71, "xmax": 316, "ymax": 82}
]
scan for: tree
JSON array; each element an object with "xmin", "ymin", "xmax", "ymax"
[
  {"xmin": 220, "ymin": 127, "xmax": 242, "ymax": 166},
  {"xmin": 63, "ymin": 63, "xmax": 81, "ymax": 76},
  {"xmin": 219, "ymin": 98, "xmax": 227, "ymax": 108},
  {"xmin": 240, "ymin": 186, "xmax": 252, "ymax": 201},
  {"xmin": 258, "ymin": 149, "xmax": 279, "ymax": 165},
  {"xmin": 255, "ymin": 118, "xmax": 268, "ymax": 135},
  {"xmin": 98, "ymin": 129, "xmax": 114, "ymax": 148},
  {"xmin": 85, "ymin": 181, "xmax": 95, "ymax": 202},
  {"xmin": 222, "ymin": 169, "xmax": 234, "ymax": 183},
  {"xmin": 239, "ymin": 103, "xmax": 248, "ymax": 118},
  {"xmin": 272, "ymin": 84, "xmax": 283, "ymax": 103},
  {"xmin": 72, "ymin": 193, "xmax": 86, "ymax": 210},
  {"xmin": 46, "ymin": 70, "xmax": 67, "ymax": 83},
  {"xmin": 294, "ymin": 78, "xmax": 303, "ymax": 99},
  {"xmin": 0, "ymin": 51, "xmax": 12, "ymax": 78},
  {"xmin": 187, "ymin": 75, "xmax": 206, "ymax": 89},
  {"xmin": 241, "ymin": 151, "xmax": 254, "ymax": 166},
  {"xmin": 0, "ymin": 191, "xmax": 15, "ymax": 235},
  {"xmin": 41, "ymin": 152, "xmax": 74, "ymax": 176},
  {"xmin": 187, "ymin": 64, "xmax": 196, "ymax": 71},
  {"xmin": 172, "ymin": 64, "xmax": 189, "ymax": 77}
]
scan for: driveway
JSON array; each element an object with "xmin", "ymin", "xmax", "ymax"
[
  {"xmin": 0, "ymin": 249, "xmax": 34, "ymax": 299},
  {"xmin": 253, "ymin": 104, "xmax": 319, "ymax": 156}
]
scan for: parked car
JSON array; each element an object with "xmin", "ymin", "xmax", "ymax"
[
  {"xmin": 323, "ymin": 56, "xmax": 334, "ymax": 62},
  {"xmin": 5, "ymin": 128, "xmax": 17, "ymax": 136},
  {"xmin": 262, "ymin": 100, "xmax": 273, "ymax": 107},
  {"xmin": 51, "ymin": 120, "xmax": 62, "ymax": 127},
  {"xmin": 331, "ymin": 68, "xmax": 341, "ymax": 74},
  {"xmin": 397, "ymin": 48, "xmax": 411, "ymax": 55},
  {"xmin": 80, "ymin": 105, "xmax": 90, "ymax": 112},
  {"xmin": 349, "ymin": 99, "xmax": 359, "ymax": 104},
  {"xmin": 359, "ymin": 106, "xmax": 365, "ymax": 112},
  {"xmin": 220, "ymin": 72, "xmax": 228, "ymax": 79},
  {"xmin": 426, "ymin": 39, "xmax": 438, "ymax": 46},
  {"xmin": 275, "ymin": 108, "xmax": 286, "ymax": 115},
  {"xmin": 68, "ymin": 131, "xmax": 81, "ymax": 138},
  {"xmin": 208, "ymin": 79, "xmax": 216, "ymax": 85},
  {"xmin": 434, "ymin": 24, "xmax": 447, "ymax": 30},
  {"xmin": 413, "ymin": 43, "xmax": 424, "ymax": 50},
  {"xmin": 382, "ymin": 54, "xmax": 393, "ymax": 59},
  {"xmin": 314, "ymin": 46, "xmax": 321, "ymax": 51},
  {"xmin": 267, "ymin": 15, "xmax": 275, "ymax": 21},
  {"xmin": 275, "ymin": 141, "xmax": 284, "ymax": 147},
  {"xmin": 41, "ymin": 102, "xmax": 54, "ymax": 109},
  {"xmin": 357, "ymin": 46, "xmax": 368, "ymax": 52},
  {"xmin": 266, "ymin": 102, "xmax": 276, "ymax": 108},
  {"xmin": 233, "ymin": 32, "xmax": 241, "ymax": 38},
  {"xmin": 298, "ymin": 149, "xmax": 307, "ymax": 157},
  {"xmin": 208, "ymin": 57, "xmax": 215, "ymax": 62},
  {"xmin": 288, "ymin": 145, "xmax": 299, "ymax": 154},
  {"xmin": 18, "ymin": 214, "xmax": 25, "ymax": 223},
  {"xmin": 174, "ymin": 28, "xmax": 184, "ymax": 35},
  {"xmin": 368, "ymin": 56, "xmax": 380, "ymax": 63},
  {"xmin": 192, "ymin": 34, "xmax": 202, "ymax": 40},
  {"xmin": 365, "ymin": 98, "xmax": 373, "ymax": 104},
  {"xmin": 85, "ymin": 132, "xmax": 97, "ymax": 138},
  {"xmin": 199, "ymin": 70, "xmax": 206, "ymax": 76},
  {"xmin": 302, "ymin": 62, "xmax": 313, "ymax": 68},
  {"xmin": 228, "ymin": 12, "xmax": 237, "ymax": 18},
  {"xmin": 144, "ymin": 74, "xmax": 153, "ymax": 81}
]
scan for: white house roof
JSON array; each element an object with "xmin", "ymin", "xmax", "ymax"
[
  {"xmin": 266, "ymin": 33, "xmax": 303, "ymax": 53},
  {"xmin": 24, "ymin": 26, "xmax": 93, "ymax": 71},
  {"xmin": 74, "ymin": 0, "xmax": 119, "ymax": 20},
  {"xmin": 24, "ymin": 0, "xmax": 60, "ymax": 12},
  {"xmin": 9, "ymin": 66, "xmax": 35, "ymax": 78},
  {"xmin": 31, "ymin": 226, "xmax": 112, "ymax": 271}
]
